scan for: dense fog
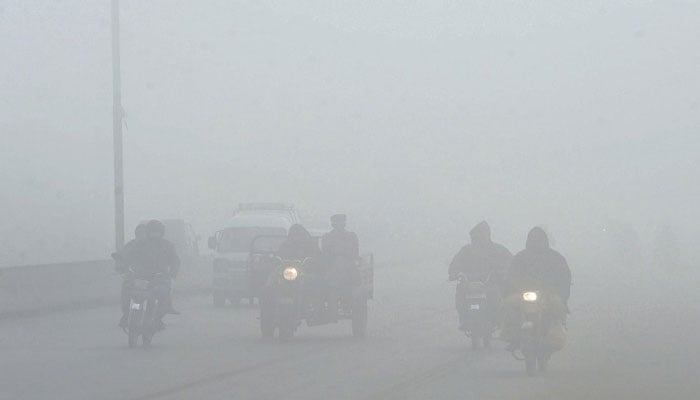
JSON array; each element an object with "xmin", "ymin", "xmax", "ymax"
[
  {"xmin": 2, "ymin": 1, "xmax": 698, "ymax": 267},
  {"xmin": 2, "ymin": 2, "xmax": 700, "ymax": 400}
]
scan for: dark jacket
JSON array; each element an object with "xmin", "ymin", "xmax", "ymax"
[
  {"xmin": 122, "ymin": 237, "xmax": 180, "ymax": 278},
  {"xmin": 448, "ymin": 221, "xmax": 512, "ymax": 283},
  {"xmin": 508, "ymin": 227, "xmax": 571, "ymax": 302},
  {"xmin": 277, "ymin": 225, "xmax": 320, "ymax": 260},
  {"xmin": 321, "ymin": 229, "xmax": 359, "ymax": 260},
  {"xmin": 115, "ymin": 238, "xmax": 140, "ymax": 273}
]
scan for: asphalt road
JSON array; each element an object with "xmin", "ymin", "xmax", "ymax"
[{"xmin": 1, "ymin": 263, "xmax": 698, "ymax": 400}]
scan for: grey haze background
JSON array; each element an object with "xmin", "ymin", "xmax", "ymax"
[{"xmin": 1, "ymin": 0, "xmax": 698, "ymax": 267}]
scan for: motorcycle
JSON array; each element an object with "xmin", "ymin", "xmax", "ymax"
[
  {"xmin": 259, "ymin": 257, "xmax": 307, "ymax": 341},
  {"xmin": 255, "ymin": 236, "xmax": 373, "ymax": 341},
  {"xmin": 456, "ymin": 272, "xmax": 497, "ymax": 350},
  {"xmin": 515, "ymin": 289, "xmax": 567, "ymax": 376},
  {"xmin": 122, "ymin": 270, "xmax": 168, "ymax": 348}
]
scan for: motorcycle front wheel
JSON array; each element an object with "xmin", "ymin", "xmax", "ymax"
[
  {"xmin": 127, "ymin": 310, "xmax": 142, "ymax": 348},
  {"xmin": 522, "ymin": 331, "xmax": 537, "ymax": 376}
]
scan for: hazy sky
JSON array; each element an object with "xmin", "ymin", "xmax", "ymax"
[{"xmin": 1, "ymin": 1, "xmax": 699, "ymax": 266}]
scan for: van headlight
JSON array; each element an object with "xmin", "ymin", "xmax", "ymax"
[
  {"xmin": 283, "ymin": 267, "xmax": 298, "ymax": 281},
  {"xmin": 522, "ymin": 291, "xmax": 538, "ymax": 302}
]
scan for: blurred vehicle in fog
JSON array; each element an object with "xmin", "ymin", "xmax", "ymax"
[
  {"xmin": 253, "ymin": 234, "xmax": 374, "ymax": 341},
  {"xmin": 207, "ymin": 204, "xmax": 299, "ymax": 307}
]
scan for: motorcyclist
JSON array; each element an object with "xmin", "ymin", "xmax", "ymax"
[
  {"xmin": 502, "ymin": 227, "xmax": 572, "ymax": 351},
  {"xmin": 118, "ymin": 220, "xmax": 180, "ymax": 330},
  {"xmin": 448, "ymin": 221, "xmax": 512, "ymax": 330},
  {"xmin": 116, "ymin": 223, "xmax": 146, "ymax": 327},
  {"xmin": 321, "ymin": 214, "xmax": 360, "ymax": 319},
  {"xmin": 277, "ymin": 224, "xmax": 320, "ymax": 260},
  {"xmin": 277, "ymin": 224, "xmax": 322, "ymax": 314}
]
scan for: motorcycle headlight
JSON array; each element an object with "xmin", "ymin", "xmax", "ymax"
[
  {"xmin": 522, "ymin": 291, "xmax": 538, "ymax": 302},
  {"xmin": 283, "ymin": 267, "xmax": 298, "ymax": 281}
]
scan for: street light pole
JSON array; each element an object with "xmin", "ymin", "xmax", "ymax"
[{"xmin": 112, "ymin": 0, "xmax": 125, "ymax": 250}]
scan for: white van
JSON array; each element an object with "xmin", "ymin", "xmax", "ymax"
[{"xmin": 208, "ymin": 204, "xmax": 299, "ymax": 306}]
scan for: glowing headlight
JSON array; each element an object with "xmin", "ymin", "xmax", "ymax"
[
  {"xmin": 283, "ymin": 267, "xmax": 298, "ymax": 281},
  {"xmin": 522, "ymin": 291, "xmax": 538, "ymax": 302}
]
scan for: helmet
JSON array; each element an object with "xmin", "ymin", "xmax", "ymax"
[
  {"xmin": 145, "ymin": 220, "xmax": 165, "ymax": 237},
  {"xmin": 134, "ymin": 224, "xmax": 147, "ymax": 240}
]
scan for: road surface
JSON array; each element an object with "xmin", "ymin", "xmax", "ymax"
[{"xmin": 1, "ymin": 263, "xmax": 697, "ymax": 400}]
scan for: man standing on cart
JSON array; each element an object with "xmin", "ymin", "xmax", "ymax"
[{"xmin": 321, "ymin": 214, "xmax": 360, "ymax": 320}]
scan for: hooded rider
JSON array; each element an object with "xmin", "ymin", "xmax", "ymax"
[{"xmin": 448, "ymin": 221, "xmax": 512, "ymax": 330}]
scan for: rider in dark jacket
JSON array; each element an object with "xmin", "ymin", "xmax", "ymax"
[
  {"xmin": 503, "ymin": 227, "xmax": 572, "ymax": 351},
  {"xmin": 448, "ymin": 221, "xmax": 512, "ymax": 282},
  {"xmin": 448, "ymin": 221, "xmax": 512, "ymax": 329},
  {"xmin": 118, "ymin": 220, "xmax": 180, "ymax": 329},
  {"xmin": 321, "ymin": 214, "xmax": 359, "ymax": 261},
  {"xmin": 507, "ymin": 227, "xmax": 571, "ymax": 304},
  {"xmin": 277, "ymin": 224, "xmax": 320, "ymax": 260},
  {"xmin": 116, "ymin": 224, "xmax": 146, "ymax": 326},
  {"xmin": 321, "ymin": 214, "xmax": 359, "ymax": 319}
]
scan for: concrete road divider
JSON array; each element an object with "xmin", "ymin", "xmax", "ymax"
[{"xmin": 0, "ymin": 256, "xmax": 213, "ymax": 320}]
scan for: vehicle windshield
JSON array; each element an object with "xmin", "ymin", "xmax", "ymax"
[
  {"xmin": 250, "ymin": 235, "xmax": 287, "ymax": 254},
  {"xmin": 217, "ymin": 227, "xmax": 286, "ymax": 253}
]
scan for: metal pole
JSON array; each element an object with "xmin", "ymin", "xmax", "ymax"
[{"xmin": 112, "ymin": 0, "xmax": 125, "ymax": 250}]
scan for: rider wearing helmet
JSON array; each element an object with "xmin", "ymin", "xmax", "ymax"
[{"xmin": 118, "ymin": 220, "xmax": 180, "ymax": 329}]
